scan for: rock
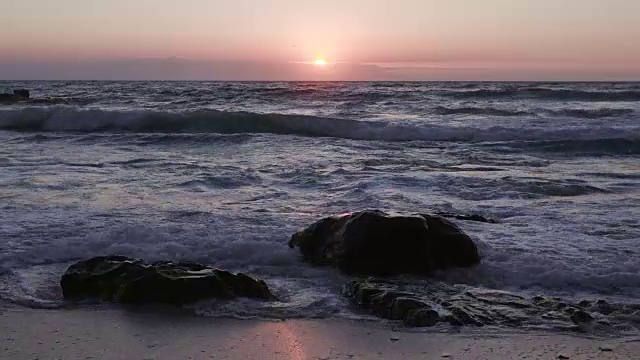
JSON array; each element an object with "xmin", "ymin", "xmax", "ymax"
[
  {"xmin": 444, "ymin": 314, "xmax": 464, "ymax": 326},
  {"xmin": 0, "ymin": 89, "xmax": 67, "ymax": 105},
  {"xmin": 447, "ymin": 306, "xmax": 484, "ymax": 326},
  {"xmin": 570, "ymin": 310, "xmax": 594, "ymax": 324},
  {"xmin": 372, "ymin": 291, "xmax": 415, "ymax": 308},
  {"xmin": 405, "ymin": 308, "xmax": 440, "ymax": 327},
  {"xmin": 564, "ymin": 307, "xmax": 578, "ymax": 315},
  {"xmin": 593, "ymin": 299, "xmax": 615, "ymax": 315},
  {"xmin": 434, "ymin": 212, "xmax": 498, "ymax": 223},
  {"xmin": 289, "ymin": 210, "xmax": 480, "ymax": 276},
  {"xmin": 0, "ymin": 89, "xmax": 30, "ymax": 103},
  {"xmin": 13, "ymin": 89, "xmax": 30, "ymax": 99},
  {"xmin": 60, "ymin": 256, "xmax": 275, "ymax": 304},
  {"xmin": 390, "ymin": 297, "xmax": 429, "ymax": 320},
  {"xmin": 557, "ymin": 354, "xmax": 570, "ymax": 359},
  {"xmin": 357, "ymin": 287, "xmax": 386, "ymax": 305},
  {"xmin": 578, "ymin": 300, "xmax": 592, "ymax": 308}
]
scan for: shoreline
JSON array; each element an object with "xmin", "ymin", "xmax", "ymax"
[{"xmin": 1, "ymin": 306, "xmax": 638, "ymax": 359}]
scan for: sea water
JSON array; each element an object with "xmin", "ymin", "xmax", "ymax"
[{"xmin": 0, "ymin": 81, "xmax": 638, "ymax": 326}]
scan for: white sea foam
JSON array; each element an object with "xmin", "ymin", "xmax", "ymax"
[{"xmin": 1, "ymin": 107, "xmax": 638, "ymax": 144}]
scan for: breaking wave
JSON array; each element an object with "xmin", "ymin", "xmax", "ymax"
[
  {"xmin": 448, "ymin": 88, "xmax": 640, "ymax": 102},
  {"xmin": 0, "ymin": 107, "xmax": 638, "ymax": 144},
  {"xmin": 433, "ymin": 106, "xmax": 532, "ymax": 117},
  {"xmin": 548, "ymin": 108, "xmax": 634, "ymax": 119}
]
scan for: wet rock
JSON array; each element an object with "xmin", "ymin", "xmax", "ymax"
[
  {"xmin": 0, "ymin": 89, "xmax": 29, "ymax": 103},
  {"xmin": 444, "ymin": 314, "xmax": 464, "ymax": 326},
  {"xmin": 372, "ymin": 291, "xmax": 415, "ymax": 308},
  {"xmin": 289, "ymin": 210, "xmax": 480, "ymax": 276},
  {"xmin": 342, "ymin": 279, "xmax": 631, "ymax": 332},
  {"xmin": 532, "ymin": 295, "xmax": 556, "ymax": 308},
  {"xmin": 564, "ymin": 307, "xmax": 579, "ymax": 315},
  {"xmin": 593, "ymin": 300, "xmax": 615, "ymax": 315},
  {"xmin": 356, "ymin": 286, "xmax": 386, "ymax": 305},
  {"xmin": 13, "ymin": 89, "xmax": 30, "ymax": 98},
  {"xmin": 532, "ymin": 295, "xmax": 546, "ymax": 303},
  {"xmin": 447, "ymin": 306, "xmax": 484, "ymax": 326},
  {"xmin": 570, "ymin": 310, "xmax": 594, "ymax": 324},
  {"xmin": 60, "ymin": 256, "xmax": 275, "ymax": 304},
  {"xmin": 405, "ymin": 308, "xmax": 440, "ymax": 327},
  {"xmin": 390, "ymin": 297, "xmax": 429, "ymax": 320},
  {"xmin": 0, "ymin": 89, "xmax": 67, "ymax": 105},
  {"xmin": 578, "ymin": 300, "xmax": 592, "ymax": 308}
]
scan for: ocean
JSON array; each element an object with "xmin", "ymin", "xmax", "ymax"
[{"xmin": 0, "ymin": 81, "xmax": 638, "ymax": 329}]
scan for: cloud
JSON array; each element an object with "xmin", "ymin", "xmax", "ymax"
[
  {"xmin": 1, "ymin": 58, "xmax": 638, "ymax": 81},
  {"xmin": 0, "ymin": 58, "xmax": 395, "ymax": 81}
]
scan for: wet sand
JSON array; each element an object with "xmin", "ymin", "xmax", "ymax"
[{"xmin": 1, "ymin": 307, "xmax": 638, "ymax": 359}]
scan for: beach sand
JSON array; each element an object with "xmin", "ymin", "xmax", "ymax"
[{"xmin": 1, "ymin": 307, "xmax": 639, "ymax": 359}]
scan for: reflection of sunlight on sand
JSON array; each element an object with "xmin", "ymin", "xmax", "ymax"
[{"xmin": 250, "ymin": 321, "xmax": 307, "ymax": 360}]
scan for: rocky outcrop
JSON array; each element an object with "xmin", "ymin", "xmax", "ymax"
[
  {"xmin": 289, "ymin": 210, "xmax": 481, "ymax": 276},
  {"xmin": 60, "ymin": 256, "xmax": 275, "ymax": 304},
  {"xmin": 343, "ymin": 279, "xmax": 638, "ymax": 332},
  {"xmin": 0, "ymin": 89, "xmax": 67, "ymax": 105},
  {"xmin": 0, "ymin": 89, "xmax": 30, "ymax": 103}
]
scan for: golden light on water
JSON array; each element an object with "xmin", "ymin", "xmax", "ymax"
[{"xmin": 314, "ymin": 58, "xmax": 327, "ymax": 66}]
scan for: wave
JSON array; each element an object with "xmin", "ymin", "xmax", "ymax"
[
  {"xmin": 448, "ymin": 88, "xmax": 640, "ymax": 102},
  {"xmin": 433, "ymin": 105, "xmax": 633, "ymax": 118},
  {"xmin": 503, "ymin": 137, "xmax": 640, "ymax": 155},
  {"xmin": 548, "ymin": 108, "xmax": 634, "ymax": 119},
  {"xmin": 1, "ymin": 107, "xmax": 638, "ymax": 143},
  {"xmin": 433, "ymin": 106, "xmax": 532, "ymax": 117}
]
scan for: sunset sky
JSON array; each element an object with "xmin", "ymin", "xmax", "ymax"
[{"xmin": 1, "ymin": 0, "xmax": 639, "ymax": 80}]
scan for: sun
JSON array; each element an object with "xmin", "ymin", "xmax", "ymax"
[{"xmin": 314, "ymin": 58, "xmax": 328, "ymax": 66}]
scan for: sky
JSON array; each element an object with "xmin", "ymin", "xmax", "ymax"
[{"xmin": 1, "ymin": 0, "xmax": 639, "ymax": 81}]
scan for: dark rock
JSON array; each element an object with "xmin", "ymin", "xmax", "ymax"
[
  {"xmin": 532, "ymin": 295, "xmax": 546, "ymax": 303},
  {"xmin": 444, "ymin": 314, "xmax": 464, "ymax": 326},
  {"xmin": 405, "ymin": 308, "xmax": 440, "ymax": 327},
  {"xmin": 289, "ymin": 210, "xmax": 480, "ymax": 276},
  {"xmin": 434, "ymin": 212, "xmax": 498, "ymax": 223},
  {"xmin": 578, "ymin": 300, "xmax": 592, "ymax": 308},
  {"xmin": 0, "ymin": 89, "xmax": 67, "ymax": 105},
  {"xmin": 390, "ymin": 297, "xmax": 429, "ymax": 320},
  {"xmin": 13, "ymin": 89, "xmax": 30, "ymax": 98},
  {"xmin": 0, "ymin": 94, "xmax": 18, "ymax": 103},
  {"xmin": 0, "ymin": 89, "xmax": 30, "ymax": 103},
  {"xmin": 570, "ymin": 310, "xmax": 594, "ymax": 324},
  {"xmin": 371, "ymin": 291, "xmax": 415, "ymax": 306},
  {"xmin": 341, "ymin": 278, "xmax": 631, "ymax": 332},
  {"xmin": 564, "ymin": 307, "xmax": 578, "ymax": 315},
  {"xmin": 447, "ymin": 306, "xmax": 484, "ymax": 326},
  {"xmin": 60, "ymin": 256, "xmax": 275, "ymax": 305},
  {"xmin": 593, "ymin": 300, "xmax": 615, "ymax": 315},
  {"xmin": 357, "ymin": 287, "xmax": 386, "ymax": 305}
]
